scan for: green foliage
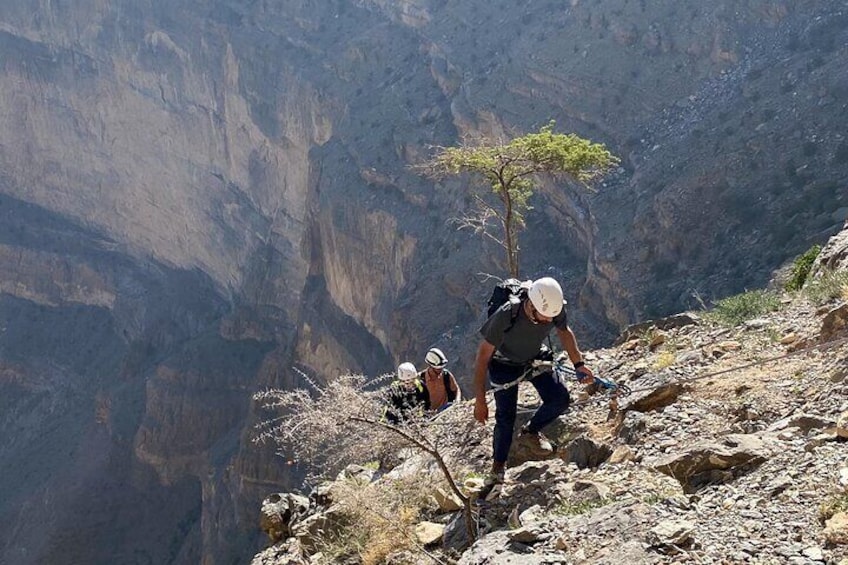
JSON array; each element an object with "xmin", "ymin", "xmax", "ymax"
[
  {"xmin": 554, "ymin": 497, "xmax": 612, "ymax": 516},
  {"xmin": 819, "ymin": 492, "xmax": 848, "ymax": 523},
  {"xmin": 653, "ymin": 350, "xmax": 676, "ymax": 370},
  {"xmin": 785, "ymin": 245, "xmax": 821, "ymax": 291},
  {"xmin": 705, "ymin": 290, "xmax": 782, "ymax": 327},
  {"xmin": 803, "ymin": 269, "xmax": 848, "ymax": 305},
  {"xmin": 420, "ymin": 122, "xmax": 618, "ymax": 276}
]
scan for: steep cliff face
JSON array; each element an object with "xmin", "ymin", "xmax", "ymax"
[{"xmin": 0, "ymin": 0, "xmax": 846, "ymax": 563}]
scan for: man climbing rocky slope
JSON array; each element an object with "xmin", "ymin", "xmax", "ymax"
[{"xmin": 252, "ymin": 223, "xmax": 848, "ymax": 564}]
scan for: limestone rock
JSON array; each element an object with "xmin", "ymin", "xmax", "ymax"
[
  {"xmin": 249, "ymin": 539, "xmax": 308, "ymax": 565},
  {"xmin": 821, "ymin": 304, "xmax": 848, "ymax": 342},
  {"xmin": 560, "ymin": 437, "xmax": 613, "ymax": 469},
  {"xmin": 813, "ymin": 220, "xmax": 848, "ymax": 273},
  {"xmin": 415, "ymin": 521, "xmax": 445, "ymax": 546},
  {"xmin": 767, "ymin": 413, "xmax": 836, "ymax": 434},
  {"xmin": 617, "ymin": 411, "xmax": 648, "ymax": 444},
  {"xmin": 824, "ymin": 512, "xmax": 848, "ymax": 545},
  {"xmin": 647, "ymin": 519, "xmax": 695, "ymax": 547},
  {"xmin": 458, "ymin": 531, "xmax": 566, "ymax": 565},
  {"xmin": 608, "ymin": 445, "xmax": 637, "ymax": 464},
  {"xmin": 291, "ymin": 505, "xmax": 347, "ymax": 552},
  {"xmin": 780, "ymin": 332, "xmax": 798, "ymax": 345},
  {"xmin": 624, "ymin": 382, "xmax": 685, "ymax": 413},
  {"xmin": 433, "ymin": 487, "xmax": 464, "ymax": 513},
  {"xmin": 838, "ymin": 412, "xmax": 848, "ymax": 439},
  {"xmin": 651, "ymin": 434, "xmax": 773, "ymax": 490},
  {"xmin": 260, "ymin": 493, "xmax": 310, "ymax": 543},
  {"xmin": 616, "ymin": 314, "xmax": 699, "ymax": 344}
]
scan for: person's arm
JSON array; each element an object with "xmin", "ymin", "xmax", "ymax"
[
  {"xmin": 473, "ymin": 340, "xmax": 495, "ymax": 422},
  {"xmin": 557, "ymin": 326, "xmax": 594, "ymax": 384},
  {"xmin": 449, "ymin": 373, "xmax": 462, "ymax": 402}
]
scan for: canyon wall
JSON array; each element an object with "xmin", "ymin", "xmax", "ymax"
[{"xmin": 0, "ymin": 1, "xmax": 845, "ymax": 563}]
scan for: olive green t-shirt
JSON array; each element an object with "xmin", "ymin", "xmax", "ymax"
[{"xmin": 480, "ymin": 299, "xmax": 568, "ymax": 365}]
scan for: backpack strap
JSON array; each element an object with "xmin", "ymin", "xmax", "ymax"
[
  {"xmin": 504, "ymin": 295, "xmax": 523, "ymax": 332},
  {"xmin": 443, "ymin": 370, "xmax": 457, "ymax": 402},
  {"xmin": 508, "ymin": 296, "xmax": 522, "ymax": 319}
]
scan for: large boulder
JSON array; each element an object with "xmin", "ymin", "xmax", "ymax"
[
  {"xmin": 813, "ymin": 220, "xmax": 848, "ymax": 273},
  {"xmin": 623, "ymin": 381, "xmax": 685, "ymax": 413},
  {"xmin": 259, "ymin": 493, "xmax": 310, "ymax": 543},
  {"xmin": 616, "ymin": 314, "xmax": 700, "ymax": 345},
  {"xmin": 837, "ymin": 412, "xmax": 848, "ymax": 440},
  {"xmin": 651, "ymin": 434, "xmax": 773, "ymax": 491},
  {"xmin": 560, "ymin": 437, "xmax": 613, "ymax": 469},
  {"xmin": 458, "ymin": 530, "xmax": 568, "ymax": 565},
  {"xmin": 824, "ymin": 512, "xmax": 848, "ymax": 545},
  {"xmin": 821, "ymin": 304, "xmax": 848, "ymax": 342},
  {"xmin": 291, "ymin": 504, "xmax": 349, "ymax": 553}
]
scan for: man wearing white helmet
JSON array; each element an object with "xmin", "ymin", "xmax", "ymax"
[
  {"xmin": 419, "ymin": 347, "xmax": 461, "ymax": 412},
  {"xmin": 472, "ymin": 277, "xmax": 594, "ymax": 489},
  {"xmin": 385, "ymin": 362, "xmax": 426, "ymax": 423},
  {"xmin": 385, "ymin": 350, "xmax": 460, "ymax": 423}
]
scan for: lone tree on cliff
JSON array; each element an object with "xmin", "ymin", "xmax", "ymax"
[{"xmin": 418, "ymin": 122, "xmax": 618, "ymax": 277}]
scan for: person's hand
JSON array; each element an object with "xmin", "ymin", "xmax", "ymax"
[
  {"xmin": 474, "ymin": 397, "xmax": 489, "ymax": 423},
  {"xmin": 576, "ymin": 366, "xmax": 595, "ymax": 385}
]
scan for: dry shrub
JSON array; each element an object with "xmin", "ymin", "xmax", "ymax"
[
  {"xmin": 803, "ymin": 269, "xmax": 848, "ymax": 305},
  {"xmin": 254, "ymin": 372, "xmax": 487, "ymax": 551},
  {"xmin": 314, "ymin": 475, "xmax": 437, "ymax": 565},
  {"xmin": 254, "ymin": 373, "xmax": 405, "ymax": 479},
  {"xmin": 653, "ymin": 350, "xmax": 676, "ymax": 370},
  {"xmin": 254, "ymin": 373, "xmax": 485, "ymax": 482}
]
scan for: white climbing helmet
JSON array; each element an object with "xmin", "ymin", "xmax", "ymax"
[
  {"xmin": 397, "ymin": 362, "xmax": 418, "ymax": 381},
  {"xmin": 528, "ymin": 277, "xmax": 564, "ymax": 318},
  {"xmin": 424, "ymin": 347, "xmax": 448, "ymax": 369}
]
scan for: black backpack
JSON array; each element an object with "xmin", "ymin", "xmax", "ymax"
[{"xmin": 486, "ymin": 278, "xmax": 531, "ymax": 322}]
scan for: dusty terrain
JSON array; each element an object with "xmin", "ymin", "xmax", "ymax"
[{"xmin": 252, "ymin": 269, "xmax": 848, "ymax": 564}]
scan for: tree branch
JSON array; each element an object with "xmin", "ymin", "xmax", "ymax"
[{"xmin": 349, "ymin": 415, "xmax": 469, "ymax": 505}]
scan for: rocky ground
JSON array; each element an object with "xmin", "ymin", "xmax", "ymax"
[
  {"xmin": 252, "ymin": 227, "xmax": 848, "ymax": 565},
  {"xmin": 455, "ymin": 298, "xmax": 848, "ymax": 565}
]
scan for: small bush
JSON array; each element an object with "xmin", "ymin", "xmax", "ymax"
[
  {"xmin": 254, "ymin": 373, "xmax": 484, "ymax": 551},
  {"xmin": 819, "ymin": 492, "xmax": 848, "ymax": 523},
  {"xmin": 329, "ymin": 478, "xmax": 431, "ymax": 565},
  {"xmin": 653, "ymin": 350, "xmax": 676, "ymax": 370},
  {"xmin": 706, "ymin": 290, "xmax": 781, "ymax": 326},
  {"xmin": 554, "ymin": 497, "xmax": 612, "ymax": 516},
  {"xmin": 803, "ymin": 269, "xmax": 848, "ymax": 305},
  {"xmin": 785, "ymin": 245, "xmax": 821, "ymax": 291}
]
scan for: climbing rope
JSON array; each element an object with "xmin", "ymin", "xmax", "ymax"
[
  {"xmin": 413, "ymin": 335, "xmax": 848, "ymax": 421},
  {"xmin": 489, "ymin": 355, "xmax": 630, "ymax": 395},
  {"xmin": 507, "ymin": 334, "xmax": 848, "ymax": 414},
  {"xmin": 621, "ymin": 334, "xmax": 848, "ymax": 396}
]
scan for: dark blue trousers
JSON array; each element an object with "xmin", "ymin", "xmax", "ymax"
[{"xmin": 489, "ymin": 360, "xmax": 570, "ymax": 464}]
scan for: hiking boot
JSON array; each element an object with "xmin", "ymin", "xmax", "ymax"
[
  {"xmin": 476, "ymin": 470, "xmax": 505, "ymax": 503},
  {"xmin": 483, "ymin": 470, "xmax": 504, "ymax": 487},
  {"xmin": 519, "ymin": 424, "xmax": 553, "ymax": 452}
]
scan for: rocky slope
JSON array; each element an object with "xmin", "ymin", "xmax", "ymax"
[
  {"xmin": 251, "ymin": 225, "xmax": 848, "ymax": 564},
  {"xmin": 0, "ymin": 1, "xmax": 847, "ymax": 563}
]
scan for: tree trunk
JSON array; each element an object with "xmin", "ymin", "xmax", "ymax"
[{"xmin": 504, "ymin": 196, "xmax": 518, "ymax": 277}]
